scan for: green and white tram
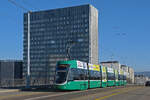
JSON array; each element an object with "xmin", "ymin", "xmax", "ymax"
[{"xmin": 55, "ymin": 60, "xmax": 126, "ymax": 90}]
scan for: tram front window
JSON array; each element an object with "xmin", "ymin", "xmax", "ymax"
[{"xmin": 55, "ymin": 64, "xmax": 69, "ymax": 84}]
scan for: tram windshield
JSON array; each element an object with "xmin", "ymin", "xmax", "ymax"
[{"xmin": 55, "ymin": 64, "xmax": 69, "ymax": 84}]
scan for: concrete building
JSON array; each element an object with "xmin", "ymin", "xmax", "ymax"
[
  {"xmin": 100, "ymin": 61, "xmax": 121, "ymax": 70},
  {"xmin": 23, "ymin": 4, "xmax": 99, "ymax": 85},
  {"xmin": 0, "ymin": 60, "xmax": 23, "ymax": 87}
]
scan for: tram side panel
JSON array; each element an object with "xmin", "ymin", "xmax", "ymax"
[
  {"xmin": 69, "ymin": 61, "xmax": 89, "ymax": 90},
  {"xmin": 115, "ymin": 69, "xmax": 119, "ymax": 86},
  {"xmin": 118, "ymin": 69, "xmax": 124, "ymax": 86},
  {"xmin": 123, "ymin": 72, "xmax": 128, "ymax": 86},
  {"xmin": 107, "ymin": 67, "xmax": 115, "ymax": 86},
  {"xmin": 88, "ymin": 64, "xmax": 101, "ymax": 88},
  {"xmin": 101, "ymin": 66, "xmax": 107, "ymax": 88}
]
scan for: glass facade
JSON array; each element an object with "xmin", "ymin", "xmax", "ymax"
[{"xmin": 23, "ymin": 4, "xmax": 98, "ymax": 85}]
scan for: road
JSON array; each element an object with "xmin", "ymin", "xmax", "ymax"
[{"xmin": 0, "ymin": 86, "xmax": 149, "ymax": 100}]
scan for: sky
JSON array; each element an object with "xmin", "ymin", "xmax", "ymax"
[{"xmin": 0, "ymin": 0, "xmax": 150, "ymax": 72}]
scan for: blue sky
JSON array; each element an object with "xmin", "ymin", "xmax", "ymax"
[{"xmin": 0, "ymin": 0, "xmax": 150, "ymax": 72}]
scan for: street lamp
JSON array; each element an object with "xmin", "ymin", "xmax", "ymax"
[
  {"xmin": 26, "ymin": 11, "xmax": 31, "ymax": 88},
  {"xmin": 8, "ymin": 0, "xmax": 31, "ymax": 88}
]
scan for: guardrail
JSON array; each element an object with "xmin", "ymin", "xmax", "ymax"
[{"xmin": 0, "ymin": 79, "xmax": 54, "ymax": 88}]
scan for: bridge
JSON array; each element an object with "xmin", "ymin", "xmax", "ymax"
[{"xmin": 0, "ymin": 85, "xmax": 148, "ymax": 100}]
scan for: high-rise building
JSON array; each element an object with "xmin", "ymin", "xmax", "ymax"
[{"xmin": 23, "ymin": 4, "xmax": 99, "ymax": 85}]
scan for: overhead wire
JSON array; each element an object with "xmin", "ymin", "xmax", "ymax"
[
  {"xmin": 7, "ymin": 0, "xmax": 29, "ymax": 11},
  {"xmin": 21, "ymin": 0, "xmax": 40, "ymax": 11}
]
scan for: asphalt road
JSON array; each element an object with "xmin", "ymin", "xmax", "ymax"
[{"xmin": 0, "ymin": 86, "xmax": 149, "ymax": 100}]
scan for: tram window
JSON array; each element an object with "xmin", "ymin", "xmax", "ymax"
[
  {"xmin": 99, "ymin": 71, "xmax": 102, "ymax": 80},
  {"xmin": 123, "ymin": 75, "xmax": 126, "ymax": 80},
  {"xmin": 115, "ymin": 74, "xmax": 118, "ymax": 79},
  {"xmin": 80, "ymin": 74, "xmax": 85, "ymax": 80},
  {"xmin": 55, "ymin": 71, "xmax": 68, "ymax": 83},
  {"xmin": 89, "ymin": 70, "xmax": 101, "ymax": 80},
  {"xmin": 79, "ymin": 69, "xmax": 86, "ymax": 80},
  {"xmin": 118, "ymin": 75, "xmax": 121, "ymax": 80},
  {"xmin": 84, "ymin": 70, "xmax": 88, "ymax": 80},
  {"xmin": 89, "ymin": 71, "xmax": 94, "ymax": 80},
  {"xmin": 107, "ymin": 73, "xmax": 115, "ymax": 80},
  {"xmin": 71, "ymin": 68, "xmax": 80, "ymax": 80},
  {"xmin": 68, "ymin": 69, "xmax": 73, "ymax": 81},
  {"xmin": 119, "ymin": 75, "xmax": 123, "ymax": 80},
  {"xmin": 95, "ymin": 71, "xmax": 101, "ymax": 80},
  {"xmin": 121, "ymin": 75, "xmax": 123, "ymax": 80},
  {"xmin": 102, "ymin": 72, "xmax": 107, "ymax": 80},
  {"xmin": 70, "ymin": 68, "xmax": 87, "ymax": 80}
]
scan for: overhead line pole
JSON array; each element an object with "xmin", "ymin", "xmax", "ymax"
[
  {"xmin": 27, "ymin": 12, "xmax": 31, "ymax": 88},
  {"xmin": 8, "ymin": 0, "xmax": 31, "ymax": 89}
]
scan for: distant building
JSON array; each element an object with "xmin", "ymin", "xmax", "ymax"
[
  {"xmin": 135, "ymin": 71, "xmax": 150, "ymax": 78},
  {"xmin": 100, "ymin": 61, "xmax": 121, "ymax": 70},
  {"xmin": 0, "ymin": 60, "xmax": 23, "ymax": 87},
  {"xmin": 23, "ymin": 4, "xmax": 99, "ymax": 85},
  {"xmin": 135, "ymin": 75, "xmax": 149, "ymax": 85}
]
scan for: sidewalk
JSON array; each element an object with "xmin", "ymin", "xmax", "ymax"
[{"xmin": 0, "ymin": 89, "xmax": 19, "ymax": 93}]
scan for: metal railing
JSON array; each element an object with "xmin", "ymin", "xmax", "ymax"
[{"xmin": 0, "ymin": 79, "xmax": 54, "ymax": 88}]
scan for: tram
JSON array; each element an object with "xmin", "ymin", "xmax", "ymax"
[{"xmin": 55, "ymin": 60, "xmax": 127, "ymax": 90}]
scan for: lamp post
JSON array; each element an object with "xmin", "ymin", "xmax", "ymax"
[
  {"xmin": 26, "ymin": 11, "xmax": 31, "ymax": 88},
  {"xmin": 8, "ymin": 0, "xmax": 31, "ymax": 88}
]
